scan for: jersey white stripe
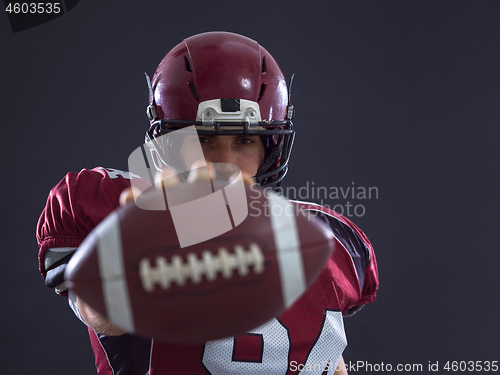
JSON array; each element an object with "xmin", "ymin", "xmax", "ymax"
[
  {"xmin": 268, "ymin": 194, "xmax": 306, "ymax": 309},
  {"xmin": 96, "ymin": 212, "xmax": 135, "ymax": 332}
]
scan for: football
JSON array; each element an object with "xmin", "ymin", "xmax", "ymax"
[{"xmin": 65, "ymin": 180, "xmax": 335, "ymax": 344}]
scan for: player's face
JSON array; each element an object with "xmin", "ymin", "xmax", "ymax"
[{"xmin": 179, "ymin": 135, "xmax": 265, "ymax": 177}]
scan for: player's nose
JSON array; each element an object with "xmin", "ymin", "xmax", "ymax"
[
  {"xmin": 213, "ymin": 144, "xmax": 237, "ymax": 164},
  {"xmin": 211, "ymin": 147, "xmax": 239, "ymax": 177}
]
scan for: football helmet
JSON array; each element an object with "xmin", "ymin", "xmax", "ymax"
[{"xmin": 145, "ymin": 31, "xmax": 295, "ymax": 188}]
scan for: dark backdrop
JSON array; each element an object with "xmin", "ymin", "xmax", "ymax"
[{"xmin": 1, "ymin": 1, "xmax": 499, "ymax": 374}]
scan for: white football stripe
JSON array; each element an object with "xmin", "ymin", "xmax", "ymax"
[
  {"xmin": 268, "ymin": 194, "xmax": 306, "ymax": 308},
  {"xmin": 96, "ymin": 212, "xmax": 135, "ymax": 332}
]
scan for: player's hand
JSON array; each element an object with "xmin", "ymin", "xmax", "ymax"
[
  {"xmin": 119, "ymin": 162, "xmax": 255, "ymax": 207},
  {"xmin": 184, "ymin": 160, "xmax": 256, "ymax": 186},
  {"xmin": 119, "ymin": 185, "xmax": 144, "ymax": 207}
]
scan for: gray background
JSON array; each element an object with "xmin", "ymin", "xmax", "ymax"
[{"xmin": 1, "ymin": 1, "xmax": 499, "ymax": 374}]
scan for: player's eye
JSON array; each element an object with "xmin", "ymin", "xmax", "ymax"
[
  {"xmin": 237, "ymin": 138, "xmax": 255, "ymax": 145},
  {"xmin": 198, "ymin": 136, "xmax": 211, "ymax": 144}
]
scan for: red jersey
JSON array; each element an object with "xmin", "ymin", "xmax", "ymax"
[{"xmin": 37, "ymin": 167, "xmax": 378, "ymax": 375}]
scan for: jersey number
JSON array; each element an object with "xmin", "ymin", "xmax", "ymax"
[{"xmin": 202, "ymin": 310, "xmax": 346, "ymax": 375}]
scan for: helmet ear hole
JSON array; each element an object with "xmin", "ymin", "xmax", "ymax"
[
  {"xmin": 261, "ymin": 57, "xmax": 266, "ymax": 73},
  {"xmin": 257, "ymin": 83, "xmax": 267, "ymax": 102},
  {"xmin": 188, "ymin": 82, "xmax": 199, "ymax": 101},
  {"xmin": 184, "ymin": 56, "xmax": 192, "ymax": 72}
]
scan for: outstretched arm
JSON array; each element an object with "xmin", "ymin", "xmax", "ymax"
[
  {"xmin": 76, "ymin": 296, "xmax": 127, "ymax": 336},
  {"xmin": 335, "ymin": 355, "xmax": 348, "ymax": 375}
]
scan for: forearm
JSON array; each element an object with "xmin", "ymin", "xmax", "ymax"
[
  {"xmin": 335, "ymin": 355, "xmax": 348, "ymax": 375},
  {"xmin": 77, "ymin": 296, "xmax": 127, "ymax": 336}
]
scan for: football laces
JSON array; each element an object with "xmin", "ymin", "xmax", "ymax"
[{"xmin": 139, "ymin": 244, "xmax": 265, "ymax": 291}]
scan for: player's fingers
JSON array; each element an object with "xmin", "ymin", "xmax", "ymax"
[
  {"xmin": 119, "ymin": 186, "xmax": 142, "ymax": 207},
  {"xmin": 154, "ymin": 168, "xmax": 180, "ymax": 190},
  {"xmin": 187, "ymin": 160, "xmax": 213, "ymax": 183}
]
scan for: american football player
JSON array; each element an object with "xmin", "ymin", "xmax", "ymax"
[{"xmin": 37, "ymin": 31, "xmax": 378, "ymax": 375}]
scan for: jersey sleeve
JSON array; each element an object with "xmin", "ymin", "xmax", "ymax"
[
  {"xmin": 36, "ymin": 168, "xmax": 133, "ymax": 280},
  {"xmin": 292, "ymin": 201, "xmax": 379, "ymax": 315}
]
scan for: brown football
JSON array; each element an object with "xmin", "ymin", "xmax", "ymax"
[{"xmin": 65, "ymin": 182, "xmax": 334, "ymax": 344}]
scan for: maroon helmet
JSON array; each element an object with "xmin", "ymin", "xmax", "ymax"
[{"xmin": 145, "ymin": 31, "xmax": 295, "ymax": 188}]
